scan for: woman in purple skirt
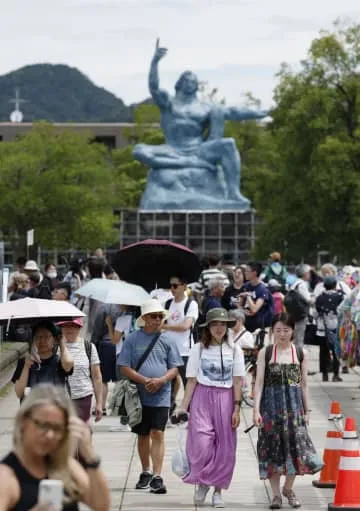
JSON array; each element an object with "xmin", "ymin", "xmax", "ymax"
[{"xmin": 177, "ymin": 308, "xmax": 245, "ymax": 508}]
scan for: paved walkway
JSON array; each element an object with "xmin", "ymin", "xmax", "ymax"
[{"xmin": 1, "ymin": 347, "xmax": 360, "ymax": 510}]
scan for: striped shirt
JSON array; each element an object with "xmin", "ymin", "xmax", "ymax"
[
  {"xmin": 66, "ymin": 339, "xmax": 100, "ymax": 400},
  {"xmin": 195, "ymin": 268, "xmax": 230, "ymax": 294}
]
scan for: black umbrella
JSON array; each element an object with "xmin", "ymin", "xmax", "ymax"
[{"xmin": 112, "ymin": 239, "xmax": 201, "ymax": 292}]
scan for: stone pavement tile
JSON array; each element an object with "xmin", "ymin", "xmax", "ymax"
[
  {"xmin": 0, "ymin": 386, "xmax": 20, "ymax": 434},
  {"xmin": 0, "ymin": 432, "xmax": 12, "ymax": 459}
]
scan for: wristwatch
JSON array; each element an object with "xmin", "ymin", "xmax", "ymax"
[
  {"xmin": 82, "ymin": 456, "xmax": 101, "ymax": 469},
  {"xmin": 234, "ymin": 400, "xmax": 242, "ymax": 406}
]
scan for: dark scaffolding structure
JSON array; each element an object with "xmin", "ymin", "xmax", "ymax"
[{"xmin": 115, "ymin": 209, "xmax": 258, "ymax": 263}]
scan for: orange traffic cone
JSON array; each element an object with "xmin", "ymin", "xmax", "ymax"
[
  {"xmin": 313, "ymin": 401, "xmax": 343, "ymax": 488},
  {"xmin": 328, "ymin": 417, "xmax": 360, "ymax": 511}
]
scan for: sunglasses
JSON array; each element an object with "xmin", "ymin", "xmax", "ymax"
[
  {"xmin": 149, "ymin": 313, "xmax": 164, "ymax": 320},
  {"xmin": 170, "ymin": 282, "xmax": 185, "ymax": 288}
]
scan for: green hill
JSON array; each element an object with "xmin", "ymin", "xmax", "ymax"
[{"xmin": 0, "ymin": 63, "xmax": 136, "ymax": 122}]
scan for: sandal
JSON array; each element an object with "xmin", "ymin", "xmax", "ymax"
[
  {"xmin": 269, "ymin": 496, "xmax": 282, "ymax": 509},
  {"xmin": 282, "ymin": 488, "xmax": 301, "ymax": 508}
]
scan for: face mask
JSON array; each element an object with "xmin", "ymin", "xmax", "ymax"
[{"xmin": 47, "ymin": 271, "xmax": 57, "ymax": 279}]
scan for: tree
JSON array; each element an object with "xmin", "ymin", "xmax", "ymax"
[
  {"xmin": 254, "ymin": 20, "xmax": 360, "ymax": 263},
  {"xmin": 0, "ymin": 123, "xmax": 117, "ymax": 253}
]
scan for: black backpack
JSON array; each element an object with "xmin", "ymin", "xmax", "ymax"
[
  {"xmin": 284, "ymin": 282, "xmax": 309, "ymax": 322},
  {"xmin": 165, "ymin": 297, "xmax": 199, "ymax": 345}
]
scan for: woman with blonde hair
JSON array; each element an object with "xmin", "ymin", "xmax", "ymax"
[{"xmin": 0, "ymin": 384, "xmax": 110, "ymax": 511}]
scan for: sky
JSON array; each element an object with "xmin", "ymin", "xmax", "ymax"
[{"xmin": 2, "ymin": 0, "xmax": 360, "ymax": 109}]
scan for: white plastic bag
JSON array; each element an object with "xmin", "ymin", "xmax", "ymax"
[{"xmin": 171, "ymin": 428, "xmax": 189, "ymax": 478}]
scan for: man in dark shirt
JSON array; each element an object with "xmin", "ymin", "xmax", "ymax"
[
  {"xmin": 222, "ymin": 266, "xmax": 245, "ymax": 310},
  {"xmin": 315, "ymin": 276, "xmax": 344, "ymax": 382},
  {"xmin": 239, "ymin": 262, "xmax": 273, "ymax": 332}
]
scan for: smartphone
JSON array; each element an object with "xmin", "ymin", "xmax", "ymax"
[
  {"xmin": 170, "ymin": 412, "xmax": 189, "ymax": 425},
  {"xmin": 38, "ymin": 480, "xmax": 64, "ymax": 511},
  {"xmin": 31, "ymin": 344, "xmax": 41, "ymax": 366}
]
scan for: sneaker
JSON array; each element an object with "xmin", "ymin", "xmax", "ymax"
[
  {"xmin": 212, "ymin": 492, "xmax": 225, "ymax": 508},
  {"xmin": 135, "ymin": 471, "xmax": 153, "ymax": 490},
  {"xmin": 92, "ymin": 408, "xmax": 107, "ymax": 416},
  {"xmin": 269, "ymin": 496, "xmax": 283, "ymax": 509},
  {"xmin": 194, "ymin": 484, "xmax": 210, "ymax": 505},
  {"xmin": 332, "ymin": 375, "xmax": 343, "ymax": 382},
  {"xmin": 149, "ymin": 475, "xmax": 167, "ymax": 494},
  {"xmin": 342, "ymin": 366, "xmax": 349, "ymax": 374},
  {"xmin": 109, "ymin": 423, "xmax": 131, "ymax": 432},
  {"xmin": 282, "ymin": 488, "xmax": 300, "ymax": 508}
]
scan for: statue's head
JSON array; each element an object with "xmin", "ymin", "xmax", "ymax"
[{"xmin": 175, "ymin": 71, "xmax": 198, "ymax": 96}]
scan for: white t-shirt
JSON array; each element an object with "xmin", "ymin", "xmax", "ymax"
[
  {"xmin": 114, "ymin": 314, "xmax": 133, "ymax": 355},
  {"xmin": 228, "ymin": 328, "xmax": 255, "ymax": 349},
  {"xmin": 66, "ymin": 339, "xmax": 100, "ymax": 400},
  {"xmin": 186, "ymin": 342, "xmax": 245, "ymax": 388},
  {"xmin": 165, "ymin": 297, "xmax": 199, "ymax": 357}
]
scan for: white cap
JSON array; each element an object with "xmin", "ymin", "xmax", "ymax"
[
  {"xmin": 24, "ymin": 260, "xmax": 39, "ymax": 271},
  {"xmin": 136, "ymin": 299, "xmax": 169, "ymax": 328}
]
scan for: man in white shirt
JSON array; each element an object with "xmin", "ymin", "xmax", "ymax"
[{"xmin": 162, "ymin": 275, "xmax": 199, "ymax": 386}]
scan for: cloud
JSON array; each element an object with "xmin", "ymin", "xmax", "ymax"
[
  {"xmin": 266, "ymin": 15, "xmax": 322, "ymax": 32},
  {"xmin": 0, "ymin": 0, "xmax": 359, "ymax": 107}
]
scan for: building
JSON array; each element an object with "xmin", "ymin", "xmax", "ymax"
[{"xmin": 0, "ymin": 122, "xmax": 135, "ymax": 149}]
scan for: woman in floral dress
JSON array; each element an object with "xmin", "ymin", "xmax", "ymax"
[
  {"xmin": 253, "ymin": 313, "xmax": 322, "ymax": 509},
  {"xmin": 338, "ymin": 281, "xmax": 360, "ymax": 367}
]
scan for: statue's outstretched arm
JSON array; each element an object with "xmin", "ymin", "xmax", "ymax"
[
  {"xmin": 223, "ymin": 106, "xmax": 269, "ymax": 121},
  {"xmin": 149, "ymin": 38, "xmax": 171, "ymax": 110}
]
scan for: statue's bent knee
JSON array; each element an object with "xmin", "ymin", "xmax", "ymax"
[
  {"xmin": 222, "ymin": 138, "xmax": 237, "ymax": 153},
  {"xmin": 133, "ymin": 143, "xmax": 147, "ymax": 159}
]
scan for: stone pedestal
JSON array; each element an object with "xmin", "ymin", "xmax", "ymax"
[{"xmin": 117, "ymin": 209, "xmax": 257, "ymax": 263}]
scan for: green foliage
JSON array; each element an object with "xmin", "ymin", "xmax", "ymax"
[
  {"xmin": 252, "ymin": 20, "xmax": 360, "ymax": 263},
  {"xmin": 0, "ymin": 64, "xmax": 135, "ymax": 122},
  {"xmin": 0, "ymin": 123, "xmax": 117, "ymax": 251},
  {"xmin": 0, "ymin": 101, "xmax": 166, "ymax": 254}
]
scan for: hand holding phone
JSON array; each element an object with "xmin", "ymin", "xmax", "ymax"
[
  {"xmin": 171, "ymin": 410, "xmax": 189, "ymax": 425},
  {"xmin": 38, "ymin": 480, "xmax": 63, "ymax": 511},
  {"xmin": 30, "ymin": 345, "xmax": 41, "ymax": 365}
]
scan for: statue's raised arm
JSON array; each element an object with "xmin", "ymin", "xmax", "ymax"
[{"xmin": 148, "ymin": 38, "xmax": 171, "ymax": 110}]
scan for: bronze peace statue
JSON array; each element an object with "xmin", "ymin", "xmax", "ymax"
[{"xmin": 134, "ymin": 39, "xmax": 268, "ymax": 211}]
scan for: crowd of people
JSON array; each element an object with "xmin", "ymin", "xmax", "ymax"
[{"xmin": 2, "ymin": 249, "xmax": 360, "ymax": 509}]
